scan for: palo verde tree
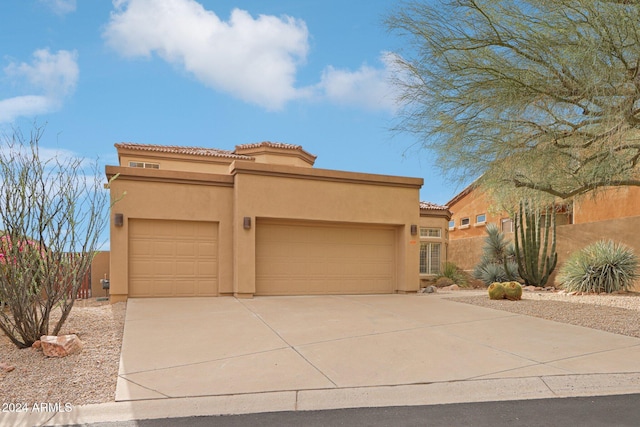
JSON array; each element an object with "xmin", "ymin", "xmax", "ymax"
[
  {"xmin": 387, "ymin": 0, "xmax": 640, "ymax": 201},
  {"xmin": 0, "ymin": 125, "xmax": 111, "ymax": 348}
]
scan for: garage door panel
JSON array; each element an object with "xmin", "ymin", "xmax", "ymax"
[
  {"xmin": 175, "ymin": 242, "xmax": 196, "ymax": 256},
  {"xmin": 175, "ymin": 261, "xmax": 196, "ymax": 275},
  {"xmin": 129, "ymin": 240, "xmax": 151, "ymax": 256},
  {"xmin": 153, "ymin": 281, "xmax": 175, "ymax": 296},
  {"xmin": 129, "ymin": 219, "xmax": 218, "ymax": 297},
  {"xmin": 256, "ymin": 222, "xmax": 396, "ymax": 295},
  {"xmin": 198, "ymin": 242, "xmax": 217, "ymax": 257},
  {"xmin": 198, "ymin": 261, "xmax": 217, "ymax": 276}
]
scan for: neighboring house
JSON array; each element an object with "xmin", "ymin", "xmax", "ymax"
[
  {"xmin": 446, "ymin": 183, "xmax": 640, "ymax": 284},
  {"xmin": 105, "ymin": 142, "xmax": 449, "ymax": 301}
]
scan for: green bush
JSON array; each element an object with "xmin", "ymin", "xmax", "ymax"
[
  {"xmin": 558, "ymin": 240, "xmax": 639, "ymax": 294},
  {"xmin": 436, "ymin": 261, "xmax": 468, "ymax": 287}
]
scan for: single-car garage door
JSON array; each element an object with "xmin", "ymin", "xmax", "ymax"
[
  {"xmin": 256, "ymin": 220, "xmax": 396, "ymax": 295},
  {"xmin": 128, "ymin": 219, "xmax": 218, "ymax": 297}
]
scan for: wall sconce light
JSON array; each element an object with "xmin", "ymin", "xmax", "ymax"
[
  {"xmin": 243, "ymin": 217, "xmax": 251, "ymax": 230},
  {"xmin": 410, "ymin": 224, "xmax": 418, "ymax": 235},
  {"xmin": 115, "ymin": 213, "xmax": 124, "ymax": 227}
]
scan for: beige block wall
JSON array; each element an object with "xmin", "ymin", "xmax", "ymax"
[{"xmin": 554, "ymin": 216, "xmax": 640, "ymax": 290}]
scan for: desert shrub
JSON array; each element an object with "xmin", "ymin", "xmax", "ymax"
[
  {"xmin": 435, "ymin": 261, "xmax": 468, "ymax": 287},
  {"xmin": 474, "ymin": 223, "xmax": 520, "ymax": 285},
  {"xmin": 558, "ymin": 240, "xmax": 639, "ymax": 294}
]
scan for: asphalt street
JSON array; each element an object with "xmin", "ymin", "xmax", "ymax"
[{"xmin": 76, "ymin": 393, "xmax": 640, "ymax": 427}]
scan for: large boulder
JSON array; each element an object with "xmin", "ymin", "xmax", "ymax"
[{"xmin": 40, "ymin": 334, "xmax": 83, "ymax": 358}]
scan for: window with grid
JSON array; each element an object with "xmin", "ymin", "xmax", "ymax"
[
  {"xmin": 420, "ymin": 227, "xmax": 441, "ymax": 238},
  {"xmin": 420, "ymin": 242, "xmax": 441, "ymax": 275},
  {"xmin": 129, "ymin": 161, "xmax": 160, "ymax": 169}
]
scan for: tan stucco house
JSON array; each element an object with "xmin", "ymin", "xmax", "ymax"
[{"xmin": 105, "ymin": 142, "xmax": 449, "ymax": 301}]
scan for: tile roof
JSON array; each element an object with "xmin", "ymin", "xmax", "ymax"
[
  {"xmin": 235, "ymin": 141, "xmax": 304, "ymax": 151},
  {"xmin": 234, "ymin": 141, "xmax": 318, "ymax": 161},
  {"xmin": 114, "ymin": 143, "xmax": 252, "ymax": 160},
  {"xmin": 420, "ymin": 201, "xmax": 449, "ymax": 211}
]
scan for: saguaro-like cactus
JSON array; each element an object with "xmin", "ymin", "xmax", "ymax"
[{"xmin": 514, "ymin": 200, "xmax": 557, "ymax": 287}]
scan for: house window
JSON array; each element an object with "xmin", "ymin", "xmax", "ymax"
[
  {"xmin": 476, "ymin": 214, "xmax": 486, "ymax": 225},
  {"xmin": 501, "ymin": 218, "xmax": 514, "ymax": 233},
  {"xmin": 420, "ymin": 227, "xmax": 441, "ymax": 238},
  {"xmin": 448, "ymin": 220, "xmax": 455, "ymax": 230},
  {"xmin": 460, "ymin": 217, "xmax": 470, "ymax": 228},
  {"xmin": 420, "ymin": 242, "xmax": 441, "ymax": 275},
  {"xmin": 129, "ymin": 161, "xmax": 160, "ymax": 169}
]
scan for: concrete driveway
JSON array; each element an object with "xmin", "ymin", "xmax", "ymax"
[{"xmin": 115, "ymin": 294, "xmax": 640, "ymax": 412}]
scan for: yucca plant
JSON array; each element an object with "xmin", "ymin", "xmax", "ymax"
[
  {"xmin": 558, "ymin": 240, "xmax": 639, "ymax": 294},
  {"xmin": 474, "ymin": 223, "xmax": 520, "ymax": 285}
]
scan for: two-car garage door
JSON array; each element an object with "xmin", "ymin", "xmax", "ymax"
[
  {"xmin": 255, "ymin": 221, "xmax": 396, "ymax": 295},
  {"xmin": 128, "ymin": 219, "xmax": 218, "ymax": 297}
]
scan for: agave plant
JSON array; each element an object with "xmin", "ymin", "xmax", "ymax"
[{"xmin": 558, "ymin": 240, "xmax": 639, "ymax": 293}]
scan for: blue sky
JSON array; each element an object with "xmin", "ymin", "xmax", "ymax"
[{"xmin": 0, "ymin": 0, "xmax": 462, "ymax": 207}]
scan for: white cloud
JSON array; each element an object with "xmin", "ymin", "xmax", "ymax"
[
  {"xmin": 103, "ymin": 0, "xmax": 309, "ymax": 111},
  {"xmin": 40, "ymin": 0, "xmax": 77, "ymax": 15},
  {"xmin": 0, "ymin": 96, "xmax": 54, "ymax": 123},
  {"xmin": 315, "ymin": 53, "xmax": 401, "ymax": 113},
  {"xmin": 0, "ymin": 49, "xmax": 79, "ymax": 123}
]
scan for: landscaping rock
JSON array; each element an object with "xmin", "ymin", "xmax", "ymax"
[
  {"xmin": 444, "ymin": 284, "xmax": 460, "ymax": 291},
  {"xmin": 424, "ymin": 285, "xmax": 436, "ymax": 294},
  {"xmin": 32, "ymin": 340, "xmax": 41, "ymax": 350},
  {"xmin": 0, "ymin": 362, "xmax": 15, "ymax": 373},
  {"xmin": 40, "ymin": 334, "xmax": 83, "ymax": 358}
]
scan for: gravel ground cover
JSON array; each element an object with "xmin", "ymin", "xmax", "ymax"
[
  {"xmin": 446, "ymin": 290, "xmax": 640, "ymax": 338},
  {"xmin": 0, "ymin": 300, "xmax": 126, "ymax": 407},
  {"xmin": 1, "ymin": 290, "xmax": 639, "ymax": 407}
]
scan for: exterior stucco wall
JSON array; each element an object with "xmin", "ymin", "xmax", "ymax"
[
  {"xmin": 90, "ymin": 251, "xmax": 110, "ymax": 297},
  {"xmin": 107, "ymin": 167, "xmax": 234, "ymax": 301},
  {"xmin": 107, "ymin": 158, "xmax": 424, "ymax": 300},
  {"xmin": 448, "ymin": 188, "xmax": 509, "ymax": 240},
  {"xmin": 119, "ymin": 154, "xmax": 234, "ymax": 174},
  {"xmin": 573, "ymin": 187, "xmax": 640, "ymax": 224},
  {"xmin": 448, "ymin": 236, "xmax": 486, "ymax": 273},
  {"xmin": 231, "ymin": 161, "xmax": 422, "ymax": 296},
  {"xmin": 249, "ymin": 153, "xmax": 312, "ymax": 167}
]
